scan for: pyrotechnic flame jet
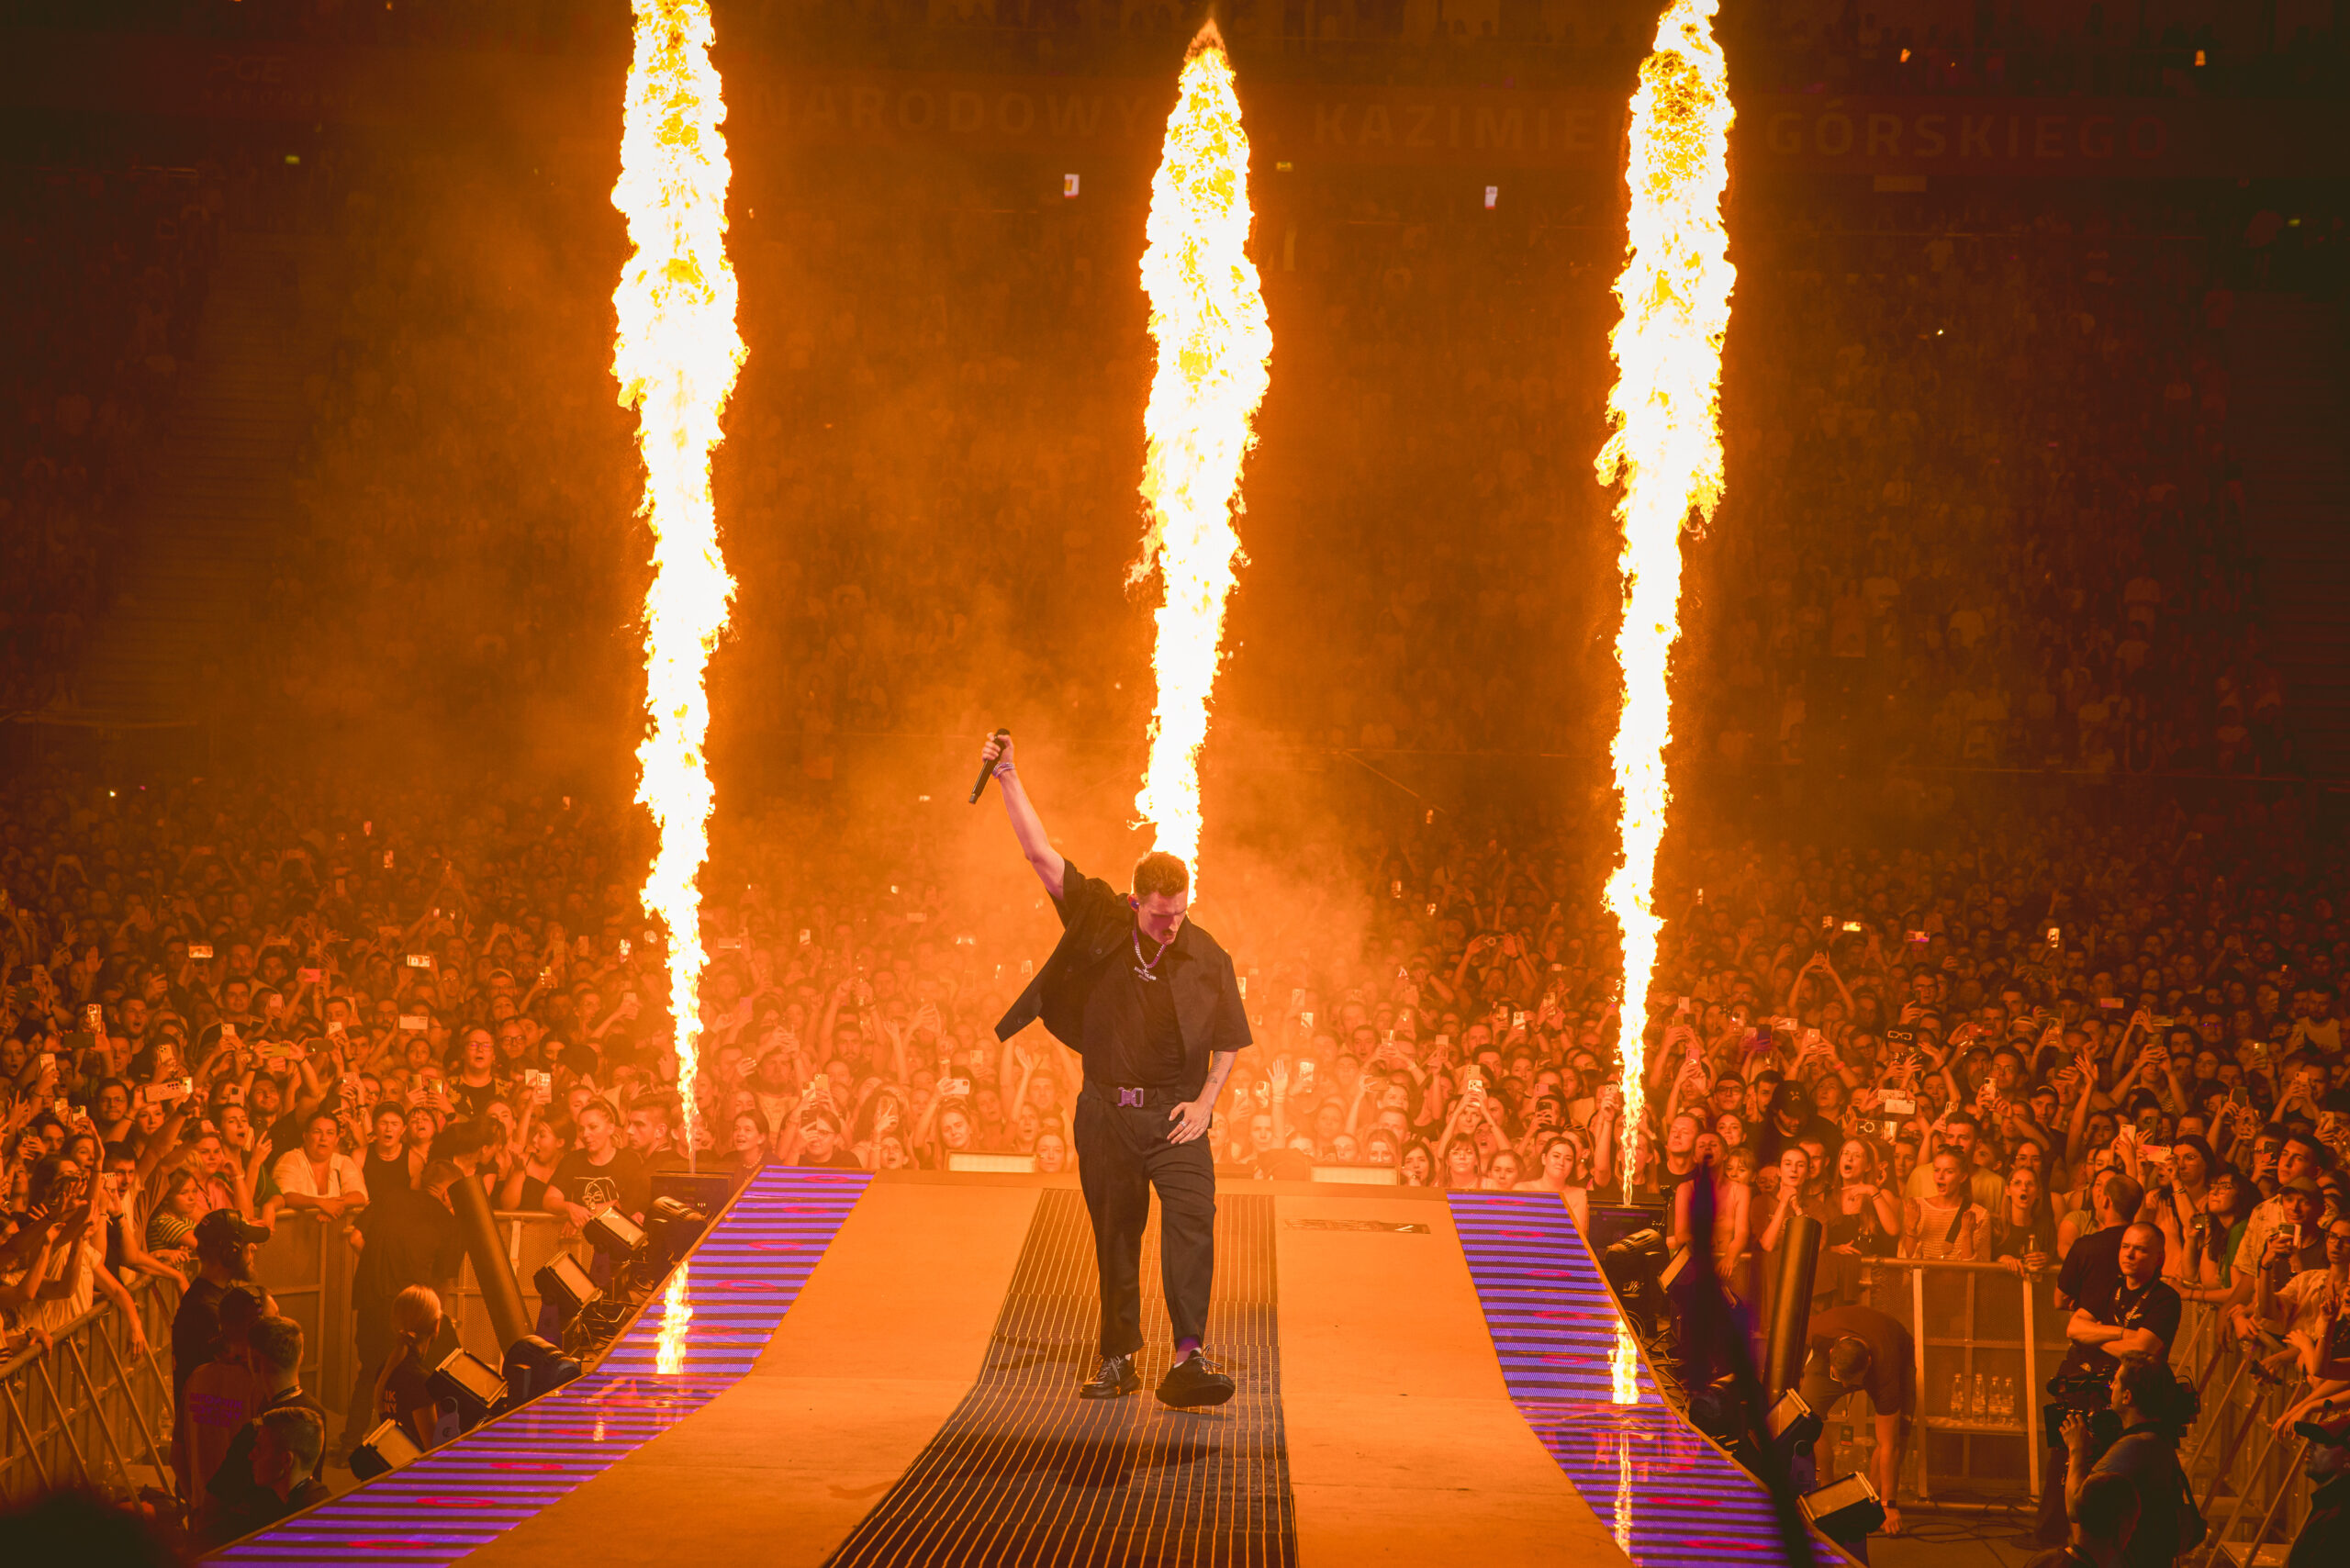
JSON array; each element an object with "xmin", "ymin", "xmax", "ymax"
[
  {"xmin": 1131, "ymin": 21, "xmax": 1272, "ymax": 890},
  {"xmin": 1598, "ymin": 0, "xmax": 1735, "ymax": 1202},
  {"xmin": 613, "ymin": 0, "xmax": 745, "ymax": 1166}
]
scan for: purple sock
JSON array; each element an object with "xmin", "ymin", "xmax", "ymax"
[{"xmin": 1174, "ymin": 1337, "xmax": 1200, "ymax": 1363}]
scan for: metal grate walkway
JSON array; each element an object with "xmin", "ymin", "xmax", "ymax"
[{"xmin": 823, "ymin": 1188, "xmax": 1297, "ymax": 1568}]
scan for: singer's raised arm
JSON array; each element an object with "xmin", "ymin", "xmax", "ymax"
[{"xmin": 982, "ymin": 733, "xmax": 1065, "ymax": 901}]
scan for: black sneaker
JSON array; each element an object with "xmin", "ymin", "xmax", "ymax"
[
  {"xmin": 1079, "ymin": 1352, "xmax": 1141, "ymax": 1400},
  {"xmin": 1156, "ymin": 1351, "xmax": 1236, "ymax": 1408}
]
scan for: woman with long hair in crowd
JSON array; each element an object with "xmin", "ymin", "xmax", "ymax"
[
  {"xmin": 2149, "ymin": 1133, "xmax": 2218, "ymax": 1278},
  {"xmin": 1991, "ymin": 1162, "xmax": 2059, "ymax": 1274},
  {"xmin": 727, "ymin": 1111, "xmax": 768, "ymax": 1185},
  {"xmin": 1517, "ymin": 1130, "xmax": 1593, "ymax": 1229},
  {"xmin": 1823, "ymin": 1136, "xmax": 1902, "ymax": 1256},
  {"xmin": 1442, "ymin": 1136, "xmax": 1483, "ymax": 1192},
  {"xmin": 2176, "ymin": 1167, "xmax": 2256, "ymax": 1305},
  {"xmin": 146, "ymin": 1168, "xmax": 204, "ymax": 1258},
  {"xmin": 1905, "ymin": 1149, "xmax": 1988, "ymax": 1260}
]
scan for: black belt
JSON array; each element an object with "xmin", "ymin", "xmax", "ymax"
[{"xmin": 1086, "ymin": 1080, "xmax": 1181, "ymax": 1107}]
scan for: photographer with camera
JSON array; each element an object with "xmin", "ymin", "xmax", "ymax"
[
  {"xmin": 2036, "ymin": 1222, "xmax": 2180, "ymax": 1547},
  {"xmin": 2061, "ymin": 1355, "xmax": 2200, "ymax": 1568}
]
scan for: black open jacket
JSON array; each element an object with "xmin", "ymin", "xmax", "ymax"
[{"xmin": 993, "ymin": 856, "xmax": 1250, "ymax": 1099}]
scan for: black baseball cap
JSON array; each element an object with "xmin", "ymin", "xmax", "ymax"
[
  {"xmin": 2293, "ymin": 1415, "xmax": 2349, "ymax": 1449},
  {"xmin": 193, "ymin": 1210, "xmax": 268, "ymax": 1249}
]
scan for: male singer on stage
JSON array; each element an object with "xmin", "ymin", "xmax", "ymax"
[{"xmin": 982, "ymin": 732, "xmax": 1248, "ymax": 1407}]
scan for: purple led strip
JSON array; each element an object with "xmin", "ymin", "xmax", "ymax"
[
  {"xmin": 1448, "ymin": 1194, "xmax": 1842, "ymax": 1568},
  {"xmin": 211, "ymin": 1169, "xmax": 872, "ymax": 1567}
]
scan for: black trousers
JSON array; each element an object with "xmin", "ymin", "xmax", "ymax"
[{"xmin": 1073, "ymin": 1084, "xmax": 1215, "ymax": 1357}]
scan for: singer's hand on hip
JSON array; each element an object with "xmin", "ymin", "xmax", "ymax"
[{"xmin": 1167, "ymin": 1097, "xmax": 1211, "ymax": 1143}]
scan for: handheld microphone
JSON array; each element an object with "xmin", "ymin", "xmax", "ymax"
[{"xmin": 968, "ymin": 729, "xmax": 1012, "ymax": 805}]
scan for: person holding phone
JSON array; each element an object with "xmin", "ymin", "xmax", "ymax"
[{"xmin": 980, "ymin": 733, "xmax": 1250, "ymax": 1410}]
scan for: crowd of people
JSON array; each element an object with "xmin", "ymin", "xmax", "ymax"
[
  {"xmin": 1688, "ymin": 193, "xmax": 2288, "ymax": 781},
  {"xmin": 0, "ymin": 162, "xmax": 218, "ymax": 716},
  {"xmin": 3, "ymin": 763, "xmax": 2347, "ymax": 1384},
  {"xmin": 3, "ymin": 6, "xmax": 2346, "ymax": 1559}
]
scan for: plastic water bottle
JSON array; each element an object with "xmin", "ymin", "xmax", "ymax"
[{"xmin": 1971, "ymin": 1372, "xmax": 1986, "ymax": 1417}]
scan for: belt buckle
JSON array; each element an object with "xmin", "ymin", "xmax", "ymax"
[{"xmin": 1117, "ymin": 1087, "xmax": 1145, "ymax": 1108}]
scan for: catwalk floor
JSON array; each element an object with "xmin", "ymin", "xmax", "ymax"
[{"xmin": 211, "ymin": 1170, "xmax": 1839, "ymax": 1568}]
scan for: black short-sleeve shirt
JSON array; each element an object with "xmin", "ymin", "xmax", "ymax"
[
  {"xmin": 549, "ymin": 1148, "xmax": 650, "ymax": 1223},
  {"xmin": 996, "ymin": 855, "xmax": 1250, "ymax": 1097},
  {"xmin": 2059, "ymin": 1273, "xmax": 2183, "ymax": 1379},
  {"xmin": 379, "ymin": 1345, "xmax": 435, "ymax": 1438},
  {"xmin": 1801, "ymin": 1304, "xmax": 1917, "ymax": 1417},
  {"xmin": 1075, "ymin": 937, "xmax": 1191, "ymax": 1089},
  {"xmin": 172, "ymin": 1277, "xmax": 227, "ymax": 1401},
  {"xmin": 2058, "ymin": 1223, "xmax": 2126, "ymax": 1311}
]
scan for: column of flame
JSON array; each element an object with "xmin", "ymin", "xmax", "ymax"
[
  {"xmin": 1132, "ymin": 22, "xmax": 1271, "ymax": 881},
  {"xmin": 655, "ymin": 1261, "xmax": 692, "ymax": 1374},
  {"xmin": 613, "ymin": 0, "xmax": 744, "ymax": 1165},
  {"xmin": 1598, "ymin": 0, "xmax": 1734, "ymax": 1203}
]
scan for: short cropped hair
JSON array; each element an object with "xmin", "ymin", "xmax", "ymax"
[
  {"xmin": 1132, "ymin": 852, "xmax": 1189, "ymax": 901},
  {"xmin": 2113, "ymin": 1352, "xmax": 2175, "ymax": 1423},
  {"xmin": 248, "ymin": 1316, "xmax": 304, "ymax": 1376},
  {"xmin": 259, "ymin": 1406, "xmax": 324, "ymax": 1473},
  {"xmin": 1825, "ymin": 1335, "xmax": 1873, "ymax": 1384},
  {"xmin": 2098, "ymin": 1170, "xmax": 2145, "ymax": 1221}
]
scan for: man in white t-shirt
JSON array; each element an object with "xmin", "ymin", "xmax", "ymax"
[{"xmin": 271, "ymin": 1112, "xmax": 370, "ymax": 1221}]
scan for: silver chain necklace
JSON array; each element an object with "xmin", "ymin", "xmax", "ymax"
[{"xmin": 1132, "ymin": 927, "xmax": 1173, "ymax": 982}]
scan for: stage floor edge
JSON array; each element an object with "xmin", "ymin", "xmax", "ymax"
[{"xmin": 215, "ymin": 1171, "xmax": 1841, "ymax": 1568}]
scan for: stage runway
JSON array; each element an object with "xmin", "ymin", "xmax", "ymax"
[{"xmin": 211, "ymin": 1170, "xmax": 1835, "ymax": 1568}]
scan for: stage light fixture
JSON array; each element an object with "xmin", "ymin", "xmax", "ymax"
[
  {"xmin": 650, "ymin": 1170, "xmax": 734, "ymax": 1218},
  {"xmin": 646, "ymin": 1193, "xmax": 711, "ymax": 1269},
  {"xmin": 349, "ymin": 1417, "xmax": 424, "ymax": 1480},
  {"xmin": 1800, "ymin": 1471, "xmax": 1887, "ymax": 1544},
  {"xmin": 1686, "ymin": 1373, "xmax": 1745, "ymax": 1444},
  {"xmin": 428, "ymin": 1347, "xmax": 509, "ymax": 1429},
  {"xmin": 501, "ymin": 1333, "xmax": 583, "ymax": 1406},
  {"xmin": 535, "ymin": 1252, "xmax": 600, "ymax": 1325},
  {"xmin": 1764, "ymin": 1387, "xmax": 1822, "ymax": 1454},
  {"xmin": 585, "ymin": 1205, "xmax": 647, "ymax": 1260}
]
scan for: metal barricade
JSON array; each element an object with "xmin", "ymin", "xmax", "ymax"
[
  {"xmin": 252, "ymin": 1212, "xmax": 357, "ymax": 1424},
  {"xmin": 0, "ymin": 1274, "xmax": 182, "ymax": 1506},
  {"xmin": 1812, "ymin": 1258, "xmax": 2317, "ymax": 1558},
  {"xmin": 0, "ymin": 1206, "xmax": 581, "ymax": 1509},
  {"xmin": 2173, "ymin": 1299, "xmax": 2315, "ymax": 1567},
  {"xmin": 1858, "ymin": 1257, "xmax": 2064, "ymax": 1503}
]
